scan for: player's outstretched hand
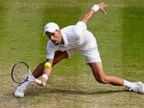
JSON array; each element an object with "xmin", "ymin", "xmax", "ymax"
[
  {"xmin": 36, "ymin": 78, "xmax": 47, "ymax": 87},
  {"xmin": 39, "ymin": 81, "xmax": 46, "ymax": 87},
  {"xmin": 98, "ymin": 2, "xmax": 108, "ymax": 15}
]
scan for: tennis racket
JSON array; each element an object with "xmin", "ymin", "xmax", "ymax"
[{"xmin": 11, "ymin": 61, "xmax": 42, "ymax": 85}]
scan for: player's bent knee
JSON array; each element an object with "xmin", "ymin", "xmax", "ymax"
[
  {"xmin": 96, "ymin": 79, "xmax": 105, "ymax": 84},
  {"xmin": 96, "ymin": 76, "xmax": 108, "ymax": 84}
]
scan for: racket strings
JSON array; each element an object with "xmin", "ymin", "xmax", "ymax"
[{"xmin": 12, "ymin": 63, "xmax": 29, "ymax": 83}]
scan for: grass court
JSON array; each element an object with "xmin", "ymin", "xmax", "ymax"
[{"xmin": 0, "ymin": 0, "xmax": 144, "ymax": 108}]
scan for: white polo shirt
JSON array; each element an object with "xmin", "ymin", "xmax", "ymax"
[{"xmin": 46, "ymin": 21, "xmax": 101, "ymax": 63}]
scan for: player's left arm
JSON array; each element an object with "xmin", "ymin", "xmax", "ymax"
[{"xmin": 82, "ymin": 2, "xmax": 107, "ymax": 24}]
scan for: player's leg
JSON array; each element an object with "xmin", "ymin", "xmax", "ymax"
[
  {"xmin": 14, "ymin": 51, "xmax": 68, "ymax": 97},
  {"xmin": 82, "ymin": 30, "xmax": 144, "ymax": 93},
  {"xmin": 88, "ymin": 62, "xmax": 123, "ymax": 85},
  {"xmin": 88, "ymin": 62, "xmax": 144, "ymax": 93}
]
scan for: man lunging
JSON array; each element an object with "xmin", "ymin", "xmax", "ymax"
[{"xmin": 14, "ymin": 2, "xmax": 144, "ymax": 97}]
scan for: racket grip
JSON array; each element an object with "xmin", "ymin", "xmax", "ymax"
[{"xmin": 35, "ymin": 79, "xmax": 42, "ymax": 85}]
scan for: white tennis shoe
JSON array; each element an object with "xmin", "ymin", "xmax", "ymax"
[
  {"xmin": 14, "ymin": 84, "xmax": 27, "ymax": 98},
  {"xmin": 129, "ymin": 82, "xmax": 144, "ymax": 94}
]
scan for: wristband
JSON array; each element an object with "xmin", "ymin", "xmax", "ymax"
[
  {"xmin": 91, "ymin": 4, "xmax": 100, "ymax": 12},
  {"xmin": 35, "ymin": 79, "xmax": 42, "ymax": 85},
  {"xmin": 42, "ymin": 74, "xmax": 48, "ymax": 81}
]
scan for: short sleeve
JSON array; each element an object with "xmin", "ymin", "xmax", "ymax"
[
  {"xmin": 46, "ymin": 40, "xmax": 58, "ymax": 60},
  {"xmin": 75, "ymin": 21, "xmax": 87, "ymax": 30},
  {"xmin": 72, "ymin": 21, "xmax": 87, "ymax": 44},
  {"xmin": 73, "ymin": 21, "xmax": 87, "ymax": 37}
]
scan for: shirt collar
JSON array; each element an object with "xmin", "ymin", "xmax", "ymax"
[{"xmin": 61, "ymin": 30, "xmax": 68, "ymax": 46}]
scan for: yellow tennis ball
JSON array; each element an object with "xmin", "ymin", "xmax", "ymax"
[{"xmin": 44, "ymin": 62, "xmax": 51, "ymax": 68}]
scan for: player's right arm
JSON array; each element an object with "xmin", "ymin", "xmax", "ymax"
[
  {"xmin": 39, "ymin": 40, "xmax": 58, "ymax": 87},
  {"xmin": 73, "ymin": 2, "xmax": 107, "ymax": 41},
  {"xmin": 82, "ymin": 2, "xmax": 107, "ymax": 24}
]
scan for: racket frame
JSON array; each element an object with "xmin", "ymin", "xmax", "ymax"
[{"xmin": 11, "ymin": 61, "xmax": 31, "ymax": 84}]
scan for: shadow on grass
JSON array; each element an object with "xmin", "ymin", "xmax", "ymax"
[
  {"xmin": 24, "ymin": 87, "xmax": 128, "ymax": 97},
  {"xmin": 49, "ymin": 88, "xmax": 127, "ymax": 94}
]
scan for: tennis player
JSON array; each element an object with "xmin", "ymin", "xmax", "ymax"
[{"xmin": 15, "ymin": 2, "xmax": 144, "ymax": 97}]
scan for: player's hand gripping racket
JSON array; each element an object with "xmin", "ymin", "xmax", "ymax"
[{"xmin": 11, "ymin": 61, "xmax": 42, "ymax": 85}]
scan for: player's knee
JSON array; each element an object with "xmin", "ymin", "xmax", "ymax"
[
  {"xmin": 97, "ymin": 78, "xmax": 105, "ymax": 84},
  {"xmin": 96, "ymin": 76, "xmax": 107, "ymax": 84}
]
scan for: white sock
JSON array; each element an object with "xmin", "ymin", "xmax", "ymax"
[
  {"xmin": 28, "ymin": 73, "xmax": 35, "ymax": 80},
  {"xmin": 21, "ymin": 74, "xmax": 34, "ymax": 88},
  {"xmin": 123, "ymin": 80, "xmax": 134, "ymax": 89},
  {"xmin": 22, "ymin": 80, "xmax": 31, "ymax": 88}
]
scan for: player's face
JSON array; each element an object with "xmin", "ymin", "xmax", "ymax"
[{"xmin": 46, "ymin": 30, "xmax": 63, "ymax": 45}]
